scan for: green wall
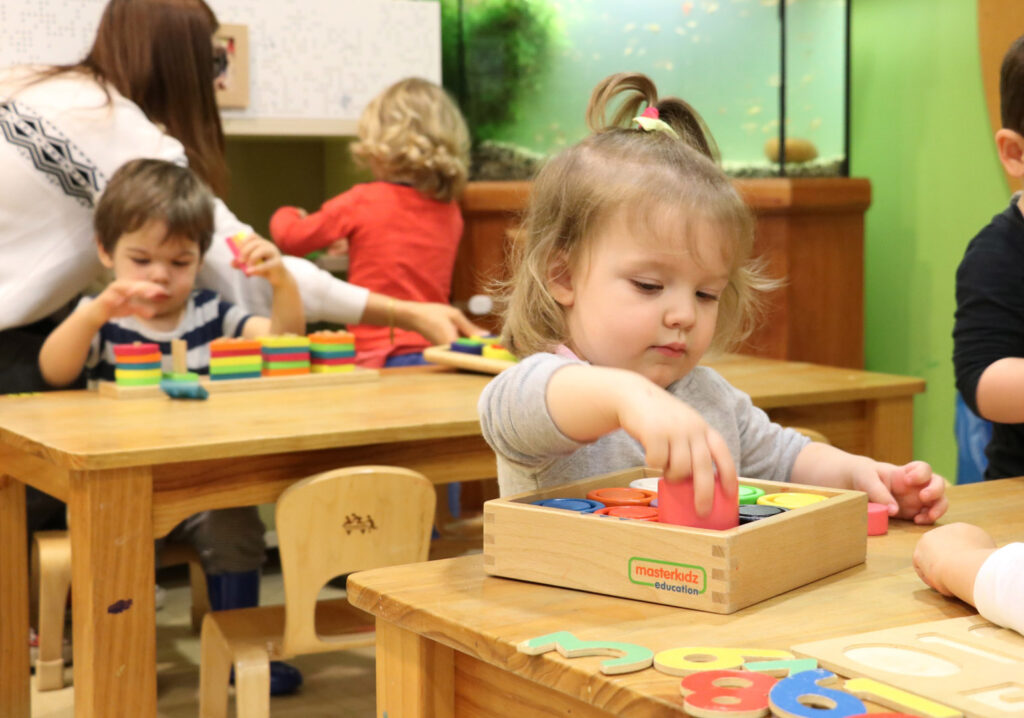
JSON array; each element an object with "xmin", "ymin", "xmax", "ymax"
[{"xmin": 851, "ymin": 0, "xmax": 1007, "ymax": 479}]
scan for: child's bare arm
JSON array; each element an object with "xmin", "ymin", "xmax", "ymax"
[
  {"xmin": 913, "ymin": 523, "xmax": 997, "ymax": 603},
  {"xmin": 791, "ymin": 442, "xmax": 948, "ymax": 523},
  {"xmin": 232, "ymin": 235, "xmax": 305, "ymax": 337},
  {"xmin": 38, "ymin": 280, "xmax": 168, "ymax": 386},
  {"xmin": 975, "ymin": 358, "xmax": 1024, "ymax": 422},
  {"xmin": 546, "ymin": 364, "xmax": 737, "ymax": 515}
]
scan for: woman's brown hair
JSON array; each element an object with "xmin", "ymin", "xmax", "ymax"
[
  {"xmin": 498, "ymin": 72, "xmax": 776, "ymax": 358},
  {"xmin": 39, "ymin": 0, "xmax": 227, "ymax": 196}
]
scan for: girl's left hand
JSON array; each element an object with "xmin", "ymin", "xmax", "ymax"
[{"xmin": 853, "ymin": 459, "xmax": 948, "ymax": 524}]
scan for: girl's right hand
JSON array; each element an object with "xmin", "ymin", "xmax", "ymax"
[
  {"xmin": 91, "ymin": 280, "xmax": 169, "ymax": 322},
  {"xmin": 616, "ymin": 379, "xmax": 738, "ymax": 516}
]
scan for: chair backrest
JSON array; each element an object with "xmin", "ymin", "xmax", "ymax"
[{"xmin": 275, "ymin": 465, "xmax": 436, "ymax": 655}]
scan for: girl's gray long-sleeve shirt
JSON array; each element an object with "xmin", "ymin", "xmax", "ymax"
[{"xmin": 478, "ymin": 352, "xmax": 810, "ymax": 497}]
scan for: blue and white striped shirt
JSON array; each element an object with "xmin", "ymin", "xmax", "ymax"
[{"xmin": 84, "ymin": 289, "xmax": 252, "ymax": 381}]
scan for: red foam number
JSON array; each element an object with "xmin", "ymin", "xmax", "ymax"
[{"xmin": 680, "ymin": 669, "xmax": 777, "ymax": 718}]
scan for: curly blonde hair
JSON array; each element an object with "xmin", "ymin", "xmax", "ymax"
[
  {"xmin": 351, "ymin": 77, "xmax": 470, "ymax": 202},
  {"xmin": 498, "ymin": 72, "xmax": 776, "ymax": 358}
]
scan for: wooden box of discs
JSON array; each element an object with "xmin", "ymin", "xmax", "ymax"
[{"xmin": 482, "ymin": 467, "xmax": 867, "ymax": 614}]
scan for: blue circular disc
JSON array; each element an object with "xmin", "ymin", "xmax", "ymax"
[{"xmin": 534, "ymin": 498, "xmax": 605, "ymax": 513}]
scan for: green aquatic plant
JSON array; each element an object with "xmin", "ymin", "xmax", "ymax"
[{"xmin": 440, "ymin": 0, "xmax": 557, "ymax": 144}]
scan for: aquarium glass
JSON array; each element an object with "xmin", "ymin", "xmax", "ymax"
[{"xmin": 440, "ymin": 0, "xmax": 847, "ymax": 178}]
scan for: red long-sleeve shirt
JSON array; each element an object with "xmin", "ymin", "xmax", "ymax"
[{"xmin": 270, "ymin": 182, "xmax": 463, "ymax": 365}]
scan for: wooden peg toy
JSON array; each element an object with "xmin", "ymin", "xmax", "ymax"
[
  {"xmin": 112, "ymin": 342, "xmax": 162, "ymax": 386},
  {"xmin": 757, "ymin": 492, "xmax": 827, "ymax": 510},
  {"xmin": 517, "ymin": 631, "xmax": 653, "ymax": 675},
  {"xmin": 867, "ymin": 502, "xmax": 889, "ymax": 536},
  {"xmin": 209, "ymin": 338, "xmax": 262, "ymax": 380},
  {"xmin": 658, "ymin": 476, "xmax": 738, "ymax": 530},
  {"xmin": 593, "ymin": 505, "xmax": 658, "ymax": 521},
  {"xmin": 586, "ymin": 486, "xmax": 656, "ymax": 507},
  {"xmin": 532, "ymin": 498, "xmax": 605, "ymax": 513},
  {"xmin": 308, "ymin": 330, "xmax": 356, "ymax": 373},
  {"xmin": 159, "ymin": 339, "xmax": 207, "ymax": 399}
]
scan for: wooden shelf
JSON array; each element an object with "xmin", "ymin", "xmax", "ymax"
[{"xmin": 221, "ymin": 116, "xmax": 358, "ymax": 138}]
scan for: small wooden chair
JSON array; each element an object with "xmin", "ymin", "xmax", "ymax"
[
  {"xmin": 199, "ymin": 465, "xmax": 436, "ymax": 718},
  {"xmin": 30, "ymin": 531, "xmax": 211, "ymax": 690}
]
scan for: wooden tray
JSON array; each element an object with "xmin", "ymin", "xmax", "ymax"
[
  {"xmin": 423, "ymin": 344, "xmax": 515, "ymax": 374},
  {"xmin": 98, "ymin": 367, "xmax": 379, "ymax": 399},
  {"xmin": 484, "ymin": 467, "xmax": 867, "ymax": 614},
  {"xmin": 793, "ymin": 614, "xmax": 1024, "ymax": 717}
]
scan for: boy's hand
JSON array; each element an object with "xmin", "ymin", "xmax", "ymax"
[
  {"xmin": 849, "ymin": 459, "xmax": 948, "ymax": 524},
  {"xmin": 913, "ymin": 523, "xmax": 996, "ymax": 596},
  {"xmin": 232, "ymin": 234, "xmax": 288, "ymax": 286},
  {"xmin": 616, "ymin": 380, "xmax": 738, "ymax": 517},
  {"xmin": 90, "ymin": 279, "xmax": 169, "ymax": 323}
]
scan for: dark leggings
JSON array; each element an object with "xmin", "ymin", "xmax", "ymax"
[{"xmin": 1, "ymin": 318, "xmax": 83, "ymax": 533}]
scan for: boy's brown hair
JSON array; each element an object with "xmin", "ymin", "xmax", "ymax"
[
  {"xmin": 94, "ymin": 159, "xmax": 214, "ymax": 254},
  {"xmin": 1000, "ymin": 33, "xmax": 1024, "ymax": 133}
]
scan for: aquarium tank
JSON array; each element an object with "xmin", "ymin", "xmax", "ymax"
[{"xmin": 438, "ymin": 0, "xmax": 848, "ymax": 180}]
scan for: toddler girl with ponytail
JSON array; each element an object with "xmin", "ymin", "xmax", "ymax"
[{"xmin": 479, "ymin": 72, "xmax": 947, "ymax": 526}]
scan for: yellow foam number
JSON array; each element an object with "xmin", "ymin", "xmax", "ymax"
[
  {"xmin": 844, "ymin": 677, "xmax": 962, "ymax": 717},
  {"xmin": 654, "ymin": 646, "xmax": 794, "ymax": 676},
  {"xmin": 517, "ymin": 631, "xmax": 653, "ymax": 675}
]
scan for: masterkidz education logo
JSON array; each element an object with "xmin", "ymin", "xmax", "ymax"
[{"xmin": 628, "ymin": 557, "xmax": 706, "ymax": 595}]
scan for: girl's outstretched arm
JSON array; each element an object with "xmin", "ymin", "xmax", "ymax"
[{"xmin": 546, "ymin": 363, "xmax": 737, "ymax": 516}]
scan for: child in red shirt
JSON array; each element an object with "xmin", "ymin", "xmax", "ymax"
[{"xmin": 270, "ymin": 77, "xmax": 469, "ymax": 367}]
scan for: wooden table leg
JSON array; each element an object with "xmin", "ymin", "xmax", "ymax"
[
  {"xmin": 376, "ymin": 618, "xmax": 454, "ymax": 718},
  {"xmin": 0, "ymin": 475, "xmax": 30, "ymax": 718},
  {"xmin": 865, "ymin": 397, "xmax": 915, "ymax": 465},
  {"xmin": 69, "ymin": 467, "xmax": 156, "ymax": 718}
]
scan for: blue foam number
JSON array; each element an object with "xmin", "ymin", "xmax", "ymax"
[{"xmin": 769, "ymin": 669, "xmax": 866, "ymax": 718}]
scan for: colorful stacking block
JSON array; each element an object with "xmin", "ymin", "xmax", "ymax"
[
  {"xmin": 308, "ymin": 330, "xmax": 356, "ymax": 373},
  {"xmin": 112, "ymin": 343, "xmax": 162, "ymax": 386},
  {"xmin": 261, "ymin": 335, "xmax": 310, "ymax": 376},
  {"xmin": 482, "ymin": 343, "xmax": 517, "ymax": 362},
  {"xmin": 450, "ymin": 335, "xmax": 501, "ymax": 355},
  {"xmin": 209, "ymin": 338, "xmax": 262, "ymax": 381}
]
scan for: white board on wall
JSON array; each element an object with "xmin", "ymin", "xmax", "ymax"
[{"xmin": 0, "ymin": 0, "xmax": 440, "ymax": 127}]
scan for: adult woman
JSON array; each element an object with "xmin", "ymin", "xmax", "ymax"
[
  {"xmin": 0, "ymin": 0, "xmax": 477, "ymax": 696},
  {"xmin": 0, "ymin": 0, "xmax": 478, "ymax": 396}
]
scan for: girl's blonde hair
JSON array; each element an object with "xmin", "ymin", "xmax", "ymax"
[
  {"xmin": 351, "ymin": 77, "xmax": 470, "ymax": 202},
  {"xmin": 499, "ymin": 72, "xmax": 775, "ymax": 358}
]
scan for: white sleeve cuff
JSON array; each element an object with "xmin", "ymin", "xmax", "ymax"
[{"xmin": 973, "ymin": 542, "xmax": 1024, "ymax": 634}]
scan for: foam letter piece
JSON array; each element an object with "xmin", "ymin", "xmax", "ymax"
[
  {"xmin": 743, "ymin": 658, "xmax": 818, "ymax": 677},
  {"xmin": 680, "ymin": 669, "xmax": 776, "ymax": 718},
  {"xmin": 516, "ymin": 631, "xmax": 653, "ymax": 675},
  {"xmin": 843, "ymin": 678, "xmax": 961, "ymax": 717},
  {"xmin": 654, "ymin": 647, "xmax": 794, "ymax": 676},
  {"xmin": 769, "ymin": 669, "xmax": 866, "ymax": 718}
]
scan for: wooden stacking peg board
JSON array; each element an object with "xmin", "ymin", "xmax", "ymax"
[
  {"xmin": 98, "ymin": 368, "xmax": 379, "ymax": 399},
  {"xmin": 483, "ymin": 467, "xmax": 867, "ymax": 614},
  {"xmin": 793, "ymin": 615, "xmax": 1024, "ymax": 717}
]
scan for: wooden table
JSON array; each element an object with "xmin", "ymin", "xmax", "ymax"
[
  {"xmin": 349, "ymin": 480, "xmax": 1020, "ymax": 718},
  {"xmin": 0, "ymin": 357, "xmax": 922, "ymax": 717},
  {"xmin": 0, "ymin": 370, "xmax": 495, "ymax": 718},
  {"xmin": 704, "ymin": 353, "xmax": 924, "ymax": 464}
]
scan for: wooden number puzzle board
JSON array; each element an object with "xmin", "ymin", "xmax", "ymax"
[
  {"xmin": 484, "ymin": 467, "xmax": 867, "ymax": 614},
  {"xmin": 793, "ymin": 615, "xmax": 1024, "ymax": 717},
  {"xmin": 423, "ymin": 344, "xmax": 514, "ymax": 374},
  {"xmin": 98, "ymin": 368, "xmax": 379, "ymax": 399}
]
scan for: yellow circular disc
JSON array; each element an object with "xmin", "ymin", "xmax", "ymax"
[{"xmin": 756, "ymin": 492, "xmax": 826, "ymax": 509}]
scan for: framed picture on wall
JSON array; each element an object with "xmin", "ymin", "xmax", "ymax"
[{"xmin": 213, "ymin": 23, "xmax": 250, "ymax": 109}]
